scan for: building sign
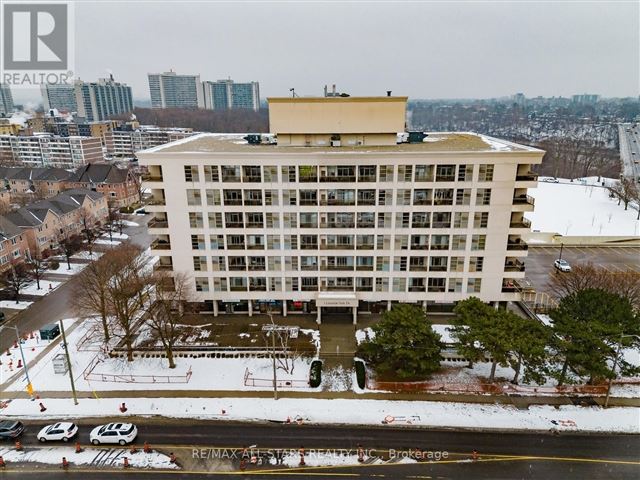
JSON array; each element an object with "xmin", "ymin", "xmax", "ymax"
[{"xmin": 316, "ymin": 295, "xmax": 358, "ymax": 307}]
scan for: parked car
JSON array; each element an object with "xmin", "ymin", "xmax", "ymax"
[
  {"xmin": 554, "ymin": 259, "xmax": 571, "ymax": 272},
  {"xmin": 90, "ymin": 423, "xmax": 137, "ymax": 445},
  {"xmin": 0, "ymin": 420, "xmax": 24, "ymax": 440},
  {"xmin": 37, "ymin": 422, "xmax": 78, "ymax": 443},
  {"xmin": 543, "ymin": 177, "xmax": 560, "ymax": 183}
]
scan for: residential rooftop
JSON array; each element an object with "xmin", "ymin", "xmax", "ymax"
[{"xmin": 143, "ymin": 132, "xmax": 542, "ymax": 155}]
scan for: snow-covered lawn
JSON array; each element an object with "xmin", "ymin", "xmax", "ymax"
[
  {"xmin": 121, "ymin": 220, "xmax": 139, "ymax": 227},
  {"xmin": 526, "ymin": 179, "xmax": 640, "ymax": 236},
  {"xmin": 0, "ymin": 445, "xmax": 178, "ymax": 469},
  {"xmin": 21, "ymin": 280, "xmax": 62, "ymax": 296},
  {"xmin": 72, "ymin": 250, "xmax": 104, "ymax": 260},
  {"xmin": 0, "ymin": 300, "xmax": 32, "ymax": 310},
  {"xmin": 1, "ymin": 396, "xmax": 637, "ymax": 434},
  {"xmin": 0, "ymin": 327, "xmax": 65, "ymax": 384},
  {"xmin": 95, "ymin": 238, "xmax": 122, "ymax": 246},
  {"xmin": 49, "ymin": 262, "xmax": 88, "ymax": 275}
]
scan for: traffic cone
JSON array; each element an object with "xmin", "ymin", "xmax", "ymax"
[
  {"xmin": 119, "ymin": 402, "xmax": 127, "ymax": 413},
  {"xmin": 143, "ymin": 441, "xmax": 151, "ymax": 454},
  {"xmin": 15, "ymin": 440, "xmax": 22, "ymax": 451},
  {"xmin": 39, "ymin": 402, "xmax": 47, "ymax": 412},
  {"xmin": 299, "ymin": 447, "xmax": 305, "ymax": 466},
  {"xmin": 75, "ymin": 442, "xmax": 83, "ymax": 453},
  {"xmin": 169, "ymin": 452, "xmax": 176, "ymax": 464},
  {"xmin": 13, "ymin": 340, "xmax": 17, "ymax": 349},
  {"xmin": 129, "ymin": 445, "xmax": 138, "ymax": 454},
  {"xmin": 29, "ymin": 331, "xmax": 34, "ymax": 340},
  {"xmin": 357, "ymin": 444, "xmax": 365, "ymax": 463},
  {"xmin": 62, "ymin": 457, "xmax": 69, "ymax": 469},
  {"xmin": 472, "ymin": 449, "xmax": 479, "ymax": 461},
  {"xmin": 123, "ymin": 457, "xmax": 129, "ymax": 468},
  {"xmin": 16, "ymin": 359, "xmax": 22, "ymax": 368},
  {"xmin": 0, "ymin": 455, "xmax": 5, "ymax": 467}
]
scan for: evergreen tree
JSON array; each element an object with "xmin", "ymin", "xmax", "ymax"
[{"xmin": 358, "ymin": 304, "xmax": 442, "ymax": 379}]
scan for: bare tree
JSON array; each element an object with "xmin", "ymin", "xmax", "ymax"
[
  {"xmin": 105, "ymin": 243, "xmax": 151, "ymax": 361},
  {"xmin": 145, "ymin": 271, "xmax": 192, "ymax": 368},
  {"xmin": 26, "ymin": 246, "xmax": 47, "ymax": 290},
  {"xmin": 79, "ymin": 207, "xmax": 98, "ymax": 257},
  {"xmin": 2, "ymin": 261, "xmax": 32, "ymax": 304},
  {"xmin": 548, "ymin": 262, "xmax": 640, "ymax": 310},
  {"xmin": 128, "ymin": 169, "xmax": 144, "ymax": 207},
  {"xmin": 57, "ymin": 232, "xmax": 83, "ymax": 270},
  {"xmin": 72, "ymin": 254, "xmax": 115, "ymax": 343},
  {"xmin": 608, "ymin": 178, "xmax": 637, "ymax": 210},
  {"xmin": 106, "ymin": 207, "xmax": 121, "ymax": 243}
]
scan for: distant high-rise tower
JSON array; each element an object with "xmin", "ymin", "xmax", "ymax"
[
  {"xmin": 203, "ymin": 79, "xmax": 260, "ymax": 111},
  {"xmin": 0, "ymin": 84, "xmax": 14, "ymax": 116},
  {"xmin": 148, "ymin": 71, "xmax": 204, "ymax": 109},
  {"xmin": 42, "ymin": 76, "xmax": 133, "ymax": 121}
]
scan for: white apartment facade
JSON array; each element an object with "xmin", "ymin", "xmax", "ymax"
[
  {"xmin": 0, "ymin": 134, "xmax": 103, "ymax": 167},
  {"xmin": 148, "ymin": 71, "xmax": 205, "ymax": 109},
  {"xmin": 139, "ymin": 96, "xmax": 543, "ymax": 323}
]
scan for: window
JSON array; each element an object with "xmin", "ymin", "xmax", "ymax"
[
  {"xmin": 221, "ymin": 165, "xmax": 240, "ymax": 182},
  {"xmin": 283, "ymin": 189, "xmax": 297, "ymax": 206},
  {"xmin": 191, "ymin": 234, "xmax": 205, "ymax": 250},
  {"xmin": 398, "ymin": 165, "xmax": 413, "ymax": 182},
  {"xmin": 227, "ymin": 234, "xmax": 245, "ymax": 249},
  {"xmin": 455, "ymin": 188, "xmax": 471, "ymax": 205},
  {"xmin": 430, "ymin": 256, "xmax": 448, "ymax": 272},
  {"xmin": 377, "ymin": 212, "xmax": 392, "ymax": 228},
  {"xmin": 448, "ymin": 278, "xmax": 463, "ymax": 293},
  {"xmin": 395, "ymin": 212, "xmax": 410, "ymax": 228},
  {"xmin": 415, "ymin": 165, "xmax": 433, "ymax": 182},
  {"xmin": 242, "ymin": 166, "xmax": 261, "ymax": 183},
  {"xmin": 264, "ymin": 189, "xmax": 278, "ymax": 206},
  {"xmin": 299, "ymin": 165, "xmax": 318, "ymax": 182},
  {"xmin": 357, "ymin": 189, "xmax": 375, "ymax": 205},
  {"xmin": 396, "ymin": 189, "xmax": 411, "ymax": 206},
  {"xmin": 375, "ymin": 278, "xmax": 389, "ymax": 292},
  {"xmin": 184, "ymin": 165, "xmax": 200, "ymax": 182},
  {"xmin": 431, "ymin": 235, "xmax": 449, "ymax": 250},
  {"xmin": 467, "ymin": 278, "xmax": 482, "ymax": 293},
  {"xmin": 358, "ymin": 165, "xmax": 376, "ymax": 182},
  {"xmin": 378, "ymin": 189, "xmax": 392, "ymax": 206},
  {"xmin": 281, "ymin": 166, "xmax": 296, "ymax": 182},
  {"xmin": 432, "ymin": 212, "xmax": 451, "ymax": 228},
  {"xmin": 478, "ymin": 164, "xmax": 494, "ymax": 182},
  {"xmin": 449, "ymin": 257, "xmax": 464, "ymax": 272},
  {"xmin": 476, "ymin": 188, "xmax": 492, "ymax": 206},
  {"xmin": 213, "ymin": 278, "xmax": 227, "ymax": 292},
  {"xmin": 208, "ymin": 212, "xmax": 223, "ymax": 228},
  {"xmin": 428, "ymin": 278, "xmax": 446, "ymax": 292},
  {"xmin": 300, "ymin": 190, "xmax": 318, "ymax": 206},
  {"xmin": 471, "ymin": 235, "xmax": 486, "ymax": 251},
  {"xmin": 474, "ymin": 212, "xmax": 489, "ymax": 228},
  {"xmin": 263, "ymin": 166, "xmax": 278, "ymax": 182},
  {"xmin": 392, "ymin": 278, "xmax": 406, "ymax": 292},
  {"xmin": 458, "ymin": 164, "xmax": 473, "ymax": 182},
  {"xmin": 434, "ymin": 188, "xmax": 454, "ymax": 206},
  {"xmin": 186, "ymin": 189, "xmax": 201, "ymax": 206},
  {"xmin": 204, "ymin": 165, "xmax": 219, "ymax": 182},
  {"xmin": 451, "ymin": 234, "xmax": 466, "ymax": 250},
  {"xmin": 413, "ymin": 189, "xmax": 432, "ymax": 205},
  {"xmin": 435, "ymin": 165, "xmax": 455, "ymax": 181},
  {"xmin": 225, "ymin": 212, "xmax": 243, "ymax": 228},
  {"xmin": 210, "ymin": 235, "xmax": 224, "ymax": 249},
  {"xmin": 376, "ymin": 256, "xmax": 390, "ymax": 271},
  {"xmin": 267, "ymin": 235, "xmax": 281, "ymax": 249},
  {"xmin": 282, "ymin": 212, "xmax": 297, "ymax": 228},
  {"xmin": 412, "ymin": 212, "xmax": 430, "ymax": 228},
  {"xmin": 244, "ymin": 189, "xmax": 262, "ymax": 206},
  {"xmin": 206, "ymin": 189, "xmax": 221, "ymax": 206},
  {"xmin": 379, "ymin": 165, "xmax": 394, "ymax": 182},
  {"xmin": 453, "ymin": 212, "xmax": 469, "ymax": 228},
  {"xmin": 188, "ymin": 212, "xmax": 203, "ymax": 228},
  {"xmin": 195, "ymin": 277, "xmax": 209, "ymax": 292},
  {"xmin": 266, "ymin": 213, "xmax": 280, "ymax": 228},
  {"xmin": 193, "ymin": 256, "xmax": 207, "ymax": 271},
  {"xmin": 469, "ymin": 256, "xmax": 484, "ymax": 272}
]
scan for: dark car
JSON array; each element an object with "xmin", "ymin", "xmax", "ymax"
[{"xmin": 0, "ymin": 420, "xmax": 24, "ymax": 440}]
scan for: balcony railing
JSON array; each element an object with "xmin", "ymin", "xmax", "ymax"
[
  {"xmin": 429, "ymin": 266, "xmax": 448, "ymax": 272},
  {"xmin": 150, "ymin": 241, "xmax": 171, "ymax": 250},
  {"xmin": 148, "ymin": 219, "xmax": 169, "ymax": 228},
  {"xmin": 299, "ymin": 176, "xmax": 318, "ymax": 183},
  {"xmin": 358, "ymin": 175, "xmax": 376, "ymax": 182},
  {"xmin": 432, "ymin": 222, "xmax": 451, "ymax": 229},
  {"xmin": 516, "ymin": 173, "xmax": 539, "ymax": 181},
  {"xmin": 320, "ymin": 176, "xmax": 356, "ymax": 183},
  {"xmin": 224, "ymin": 199, "xmax": 242, "ymax": 206},
  {"xmin": 409, "ymin": 265, "xmax": 429, "ymax": 271},
  {"xmin": 507, "ymin": 242, "xmax": 528, "ymax": 251},
  {"xmin": 300, "ymin": 222, "xmax": 318, "ymax": 228},
  {"xmin": 413, "ymin": 199, "xmax": 431, "ymax": 205},
  {"xmin": 300, "ymin": 243, "xmax": 318, "ymax": 250},
  {"xmin": 504, "ymin": 261, "xmax": 525, "ymax": 272},
  {"xmin": 142, "ymin": 174, "xmax": 163, "ymax": 182},
  {"xmin": 149, "ymin": 198, "xmax": 166, "ymax": 206},
  {"xmin": 322, "ymin": 222, "xmax": 355, "ymax": 229},
  {"xmin": 322, "ymin": 244, "xmax": 355, "ymax": 250},
  {"xmin": 246, "ymin": 222, "xmax": 264, "ymax": 228},
  {"xmin": 227, "ymin": 244, "xmax": 245, "ymax": 250},
  {"xmin": 230, "ymin": 285, "xmax": 247, "ymax": 292},
  {"xmin": 510, "ymin": 218, "xmax": 532, "ymax": 228},
  {"xmin": 409, "ymin": 286, "xmax": 426, "ymax": 292},
  {"xmin": 435, "ymin": 175, "xmax": 456, "ymax": 182},
  {"xmin": 356, "ymin": 285, "xmax": 374, "ymax": 292},
  {"xmin": 357, "ymin": 199, "xmax": 376, "ymax": 206},
  {"xmin": 222, "ymin": 175, "xmax": 241, "ymax": 182},
  {"xmin": 357, "ymin": 222, "xmax": 375, "ymax": 228},
  {"xmin": 322, "ymin": 265, "xmax": 355, "ymax": 271},
  {"xmin": 225, "ymin": 222, "xmax": 244, "ymax": 228},
  {"xmin": 412, "ymin": 222, "xmax": 430, "ymax": 228},
  {"xmin": 356, "ymin": 243, "xmax": 374, "ymax": 250},
  {"xmin": 229, "ymin": 265, "xmax": 247, "ymax": 271},
  {"xmin": 243, "ymin": 200, "xmax": 262, "ymax": 206},
  {"xmin": 243, "ymin": 176, "xmax": 262, "ymax": 183},
  {"xmin": 322, "ymin": 199, "xmax": 356, "ymax": 206},
  {"xmin": 513, "ymin": 195, "xmax": 535, "ymax": 206},
  {"xmin": 153, "ymin": 264, "xmax": 173, "ymax": 271},
  {"xmin": 249, "ymin": 285, "xmax": 267, "ymax": 291},
  {"xmin": 356, "ymin": 265, "xmax": 374, "ymax": 271},
  {"xmin": 301, "ymin": 265, "xmax": 318, "ymax": 271},
  {"xmin": 299, "ymin": 200, "xmax": 318, "ymax": 206},
  {"xmin": 248, "ymin": 265, "xmax": 266, "ymax": 271},
  {"xmin": 301, "ymin": 285, "xmax": 318, "ymax": 291},
  {"xmin": 411, "ymin": 244, "xmax": 429, "ymax": 250},
  {"xmin": 321, "ymin": 285, "xmax": 355, "ymax": 291},
  {"xmin": 247, "ymin": 244, "xmax": 264, "ymax": 250}
]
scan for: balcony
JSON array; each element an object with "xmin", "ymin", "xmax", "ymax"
[
  {"xmin": 501, "ymin": 279, "xmax": 519, "ymax": 293},
  {"xmin": 429, "ymin": 265, "xmax": 448, "ymax": 272},
  {"xmin": 322, "ymin": 244, "xmax": 355, "ymax": 250},
  {"xmin": 301, "ymin": 264, "xmax": 318, "ymax": 271},
  {"xmin": 356, "ymin": 285, "xmax": 374, "ymax": 292},
  {"xmin": 227, "ymin": 244, "xmax": 245, "ymax": 250},
  {"xmin": 412, "ymin": 222, "xmax": 430, "ymax": 228},
  {"xmin": 224, "ymin": 199, "xmax": 243, "ymax": 206},
  {"xmin": 300, "ymin": 243, "xmax": 318, "ymax": 250},
  {"xmin": 247, "ymin": 244, "xmax": 264, "ymax": 250},
  {"xmin": 301, "ymin": 285, "xmax": 319, "ymax": 291},
  {"xmin": 148, "ymin": 198, "xmax": 166, "ymax": 206},
  {"xmin": 249, "ymin": 284, "xmax": 267, "ymax": 291},
  {"xmin": 150, "ymin": 240, "xmax": 171, "ymax": 250},
  {"xmin": 516, "ymin": 172, "xmax": 539, "ymax": 182},
  {"xmin": 153, "ymin": 264, "xmax": 173, "ymax": 272},
  {"xmin": 430, "ymin": 245, "xmax": 449, "ymax": 251},
  {"xmin": 432, "ymin": 222, "xmax": 451, "ymax": 229},
  {"xmin": 322, "ymin": 265, "xmax": 355, "ymax": 271},
  {"xmin": 413, "ymin": 199, "xmax": 431, "ymax": 206},
  {"xmin": 300, "ymin": 222, "xmax": 318, "ymax": 228},
  {"xmin": 357, "ymin": 199, "xmax": 376, "ymax": 206},
  {"xmin": 504, "ymin": 260, "xmax": 525, "ymax": 272},
  {"xmin": 356, "ymin": 243, "xmax": 374, "ymax": 250},
  {"xmin": 222, "ymin": 175, "xmax": 241, "ymax": 182},
  {"xmin": 411, "ymin": 244, "xmax": 429, "ymax": 250},
  {"xmin": 226, "ymin": 222, "xmax": 244, "ymax": 228},
  {"xmin": 507, "ymin": 242, "xmax": 528, "ymax": 251},
  {"xmin": 320, "ymin": 176, "xmax": 356, "ymax": 183},
  {"xmin": 321, "ymin": 285, "xmax": 354, "ymax": 292},
  {"xmin": 409, "ymin": 265, "xmax": 429, "ymax": 271},
  {"xmin": 142, "ymin": 174, "xmax": 163, "ymax": 182},
  {"xmin": 243, "ymin": 176, "xmax": 262, "ymax": 183},
  {"xmin": 356, "ymin": 265, "xmax": 374, "ymax": 271},
  {"xmin": 510, "ymin": 218, "xmax": 532, "ymax": 229},
  {"xmin": 435, "ymin": 175, "xmax": 456, "ymax": 182},
  {"xmin": 415, "ymin": 175, "xmax": 431, "ymax": 182},
  {"xmin": 358, "ymin": 175, "xmax": 376, "ymax": 182},
  {"xmin": 148, "ymin": 219, "xmax": 169, "ymax": 229},
  {"xmin": 299, "ymin": 176, "xmax": 318, "ymax": 183},
  {"xmin": 244, "ymin": 200, "xmax": 262, "ymax": 206},
  {"xmin": 357, "ymin": 221, "xmax": 375, "ymax": 228},
  {"xmin": 513, "ymin": 195, "xmax": 535, "ymax": 206},
  {"xmin": 323, "ymin": 222, "xmax": 355, "ymax": 229},
  {"xmin": 248, "ymin": 265, "xmax": 265, "ymax": 271},
  {"xmin": 230, "ymin": 285, "xmax": 248, "ymax": 292},
  {"xmin": 229, "ymin": 265, "xmax": 247, "ymax": 271},
  {"xmin": 300, "ymin": 200, "xmax": 318, "ymax": 206},
  {"xmin": 409, "ymin": 286, "xmax": 426, "ymax": 292},
  {"xmin": 246, "ymin": 222, "xmax": 264, "ymax": 228},
  {"xmin": 323, "ymin": 199, "xmax": 356, "ymax": 206}
]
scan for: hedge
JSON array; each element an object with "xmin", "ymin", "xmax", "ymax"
[
  {"xmin": 354, "ymin": 360, "xmax": 366, "ymax": 390},
  {"xmin": 309, "ymin": 360, "xmax": 322, "ymax": 388}
]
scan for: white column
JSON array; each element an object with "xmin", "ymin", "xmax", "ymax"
[
  {"xmin": 213, "ymin": 300, "xmax": 219, "ymax": 317},
  {"xmin": 423, "ymin": 300, "xmax": 428, "ymax": 311},
  {"xmin": 316, "ymin": 306, "xmax": 322, "ymax": 325},
  {"xmin": 387, "ymin": 301, "xmax": 392, "ymax": 311},
  {"xmin": 283, "ymin": 301, "xmax": 287, "ymax": 317},
  {"xmin": 352, "ymin": 306, "xmax": 357, "ymax": 325},
  {"xmin": 493, "ymin": 301, "xmax": 499, "ymax": 310},
  {"xmin": 248, "ymin": 301, "xmax": 253, "ymax": 317}
]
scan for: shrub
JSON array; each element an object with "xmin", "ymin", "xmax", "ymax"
[
  {"xmin": 48, "ymin": 259, "xmax": 60, "ymax": 270},
  {"xmin": 309, "ymin": 360, "xmax": 322, "ymax": 388},
  {"xmin": 354, "ymin": 360, "xmax": 366, "ymax": 389}
]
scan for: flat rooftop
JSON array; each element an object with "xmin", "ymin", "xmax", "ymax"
[{"xmin": 144, "ymin": 132, "xmax": 542, "ymax": 155}]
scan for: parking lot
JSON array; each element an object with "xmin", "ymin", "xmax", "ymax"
[{"xmin": 526, "ymin": 245, "xmax": 640, "ymax": 294}]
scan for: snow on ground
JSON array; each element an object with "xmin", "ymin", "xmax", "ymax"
[
  {"xmin": 526, "ymin": 179, "xmax": 640, "ymax": 236},
  {"xmin": 49, "ymin": 262, "xmax": 88, "ymax": 275},
  {"xmin": 0, "ymin": 445, "xmax": 178, "ymax": 469},
  {"xmin": 121, "ymin": 220, "xmax": 139, "ymax": 227},
  {"xmin": 95, "ymin": 238, "xmax": 122, "ymax": 246},
  {"xmin": 0, "ymin": 300, "xmax": 32, "ymax": 310},
  {"xmin": 6, "ymin": 318, "xmax": 315, "ymax": 393},
  {"xmin": 21, "ymin": 280, "xmax": 62, "ymax": 296},
  {"xmin": 72, "ymin": 251, "xmax": 104, "ymax": 260},
  {"xmin": 1, "ymin": 396, "xmax": 637, "ymax": 434},
  {"xmin": 355, "ymin": 327, "xmax": 375, "ymax": 345},
  {"xmin": 105, "ymin": 232, "xmax": 129, "ymax": 240},
  {"xmin": 431, "ymin": 324, "xmax": 455, "ymax": 344}
]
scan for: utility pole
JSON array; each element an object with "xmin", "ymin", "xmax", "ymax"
[
  {"xmin": 558, "ymin": 243, "xmax": 564, "ymax": 261},
  {"xmin": 1, "ymin": 325, "xmax": 33, "ymax": 400},
  {"xmin": 59, "ymin": 320, "xmax": 78, "ymax": 405}
]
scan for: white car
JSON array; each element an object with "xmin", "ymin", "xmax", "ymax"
[
  {"xmin": 37, "ymin": 422, "xmax": 78, "ymax": 443},
  {"xmin": 543, "ymin": 177, "xmax": 560, "ymax": 183},
  {"xmin": 554, "ymin": 259, "xmax": 571, "ymax": 272},
  {"xmin": 90, "ymin": 423, "xmax": 137, "ymax": 446}
]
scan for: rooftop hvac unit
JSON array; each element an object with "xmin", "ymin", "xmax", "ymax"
[{"xmin": 407, "ymin": 131, "xmax": 427, "ymax": 144}]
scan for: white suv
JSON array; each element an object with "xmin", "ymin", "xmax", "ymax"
[
  {"xmin": 554, "ymin": 259, "xmax": 571, "ymax": 272},
  {"xmin": 90, "ymin": 423, "xmax": 137, "ymax": 445},
  {"xmin": 37, "ymin": 422, "xmax": 78, "ymax": 442}
]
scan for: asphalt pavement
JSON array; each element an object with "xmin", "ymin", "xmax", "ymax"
[{"xmin": 3, "ymin": 419, "xmax": 639, "ymax": 479}]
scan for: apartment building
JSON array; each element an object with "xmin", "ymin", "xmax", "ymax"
[
  {"xmin": 0, "ymin": 84, "xmax": 14, "ymax": 117},
  {"xmin": 148, "ymin": 71, "xmax": 204, "ymax": 109},
  {"xmin": 0, "ymin": 216, "xmax": 29, "ymax": 273},
  {"xmin": 139, "ymin": 95, "xmax": 543, "ymax": 323},
  {"xmin": 203, "ymin": 79, "xmax": 260, "ymax": 111},
  {"xmin": 41, "ymin": 76, "xmax": 133, "ymax": 121},
  {"xmin": 65, "ymin": 164, "xmax": 140, "ymax": 208},
  {"xmin": 4, "ymin": 189, "xmax": 108, "ymax": 255},
  {"xmin": 0, "ymin": 135, "xmax": 103, "ymax": 167},
  {"xmin": 0, "ymin": 166, "xmax": 70, "ymax": 201},
  {"xmin": 109, "ymin": 126, "xmax": 194, "ymax": 158}
]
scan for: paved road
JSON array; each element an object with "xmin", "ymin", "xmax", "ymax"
[
  {"xmin": 526, "ymin": 245, "xmax": 640, "ymax": 295},
  {"xmin": 0, "ymin": 215, "xmax": 151, "ymax": 353},
  {"xmin": 619, "ymin": 123, "xmax": 640, "ymax": 183},
  {"xmin": 4, "ymin": 420, "xmax": 639, "ymax": 479}
]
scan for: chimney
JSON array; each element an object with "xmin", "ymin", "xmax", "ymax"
[
  {"xmin": 387, "ymin": 91, "xmax": 392, "ymax": 97},
  {"xmin": 332, "ymin": 84, "xmax": 336, "ymax": 95},
  {"xmin": 324, "ymin": 85, "xmax": 328, "ymax": 97}
]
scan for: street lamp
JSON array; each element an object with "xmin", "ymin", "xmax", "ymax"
[
  {"xmin": 0, "ymin": 325, "xmax": 33, "ymax": 399},
  {"xmin": 604, "ymin": 333, "xmax": 640, "ymax": 408},
  {"xmin": 558, "ymin": 242, "xmax": 564, "ymax": 261}
]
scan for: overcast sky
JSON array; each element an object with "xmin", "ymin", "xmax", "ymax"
[{"xmin": 13, "ymin": 0, "xmax": 640, "ymax": 104}]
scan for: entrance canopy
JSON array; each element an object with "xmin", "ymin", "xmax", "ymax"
[{"xmin": 316, "ymin": 292, "xmax": 358, "ymax": 308}]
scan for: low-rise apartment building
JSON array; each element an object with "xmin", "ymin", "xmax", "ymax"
[
  {"xmin": 0, "ymin": 216, "xmax": 29, "ymax": 273},
  {"xmin": 109, "ymin": 127, "xmax": 194, "ymax": 158},
  {"xmin": 0, "ymin": 134, "xmax": 103, "ymax": 167},
  {"xmin": 65, "ymin": 164, "xmax": 140, "ymax": 208},
  {"xmin": 139, "ymin": 95, "xmax": 543, "ymax": 322},
  {"xmin": 4, "ymin": 189, "xmax": 108, "ymax": 255}
]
